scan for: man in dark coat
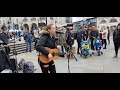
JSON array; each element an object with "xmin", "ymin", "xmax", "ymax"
[
  {"xmin": 89, "ymin": 26, "xmax": 99, "ymax": 50},
  {"xmin": 0, "ymin": 29, "xmax": 11, "ymax": 72},
  {"xmin": 113, "ymin": 23, "xmax": 120, "ymax": 58}
]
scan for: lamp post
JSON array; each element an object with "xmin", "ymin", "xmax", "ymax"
[{"xmin": 46, "ymin": 17, "xmax": 47, "ymax": 25}]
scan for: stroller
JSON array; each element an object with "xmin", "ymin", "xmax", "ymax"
[
  {"xmin": 80, "ymin": 40, "xmax": 92, "ymax": 58},
  {"xmin": 92, "ymin": 38, "xmax": 103, "ymax": 56}
]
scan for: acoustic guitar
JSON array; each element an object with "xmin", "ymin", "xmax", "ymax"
[{"xmin": 39, "ymin": 47, "xmax": 59, "ymax": 63}]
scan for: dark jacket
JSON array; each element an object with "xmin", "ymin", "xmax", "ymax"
[
  {"xmin": 82, "ymin": 30, "xmax": 88, "ymax": 40},
  {"xmin": 0, "ymin": 32, "xmax": 8, "ymax": 45},
  {"xmin": 89, "ymin": 30, "xmax": 99, "ymax": 40},
  {"xmin": 77, "ymin": 30, "xmax": 82, "ymax": 42},
  {"xmin": 113, "ymin": 28, "xmax": 120, "ymax": 42},
  {"xmin": 24, "ymin": 32, "xmax": 32, "ymax": 42},
  {"xmin": 0, "ymin": 32, "xmax": 10, "ymax": 55},
  {"xmin": 36, "ymin": 30, "xmax": 57, "ymax": 57},
  {"xmin": 66, "ymin": 30, "xmax": 74, "ymax": 47},
  {"xmin": 0, "ymin": 51, "xmax": 12, "ymax": 72}
]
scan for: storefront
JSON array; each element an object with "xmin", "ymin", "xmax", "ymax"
[
  {"xmin": 73, "ymin": 17, "xmax": 97, "ymax": 30},
  {"xmin": 73, "ymin": 21, "xmax": 83, "ymax": 31},
  {"xmin": 86, "ymin": 18, "xmax": 97, "ymax": 27}
]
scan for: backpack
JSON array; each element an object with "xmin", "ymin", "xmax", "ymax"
[
  {"xmin": 23, "ymin": 61, "xmax": 35, "ymax": 73},
  {"xmin": 18, "ymin": 59, "xmax": 26, "ymax": 70}
]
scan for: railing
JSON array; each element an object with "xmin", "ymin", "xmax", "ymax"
[{"xmin": 9, "ymin": 42, "xmax": 35, "ymax": 57}]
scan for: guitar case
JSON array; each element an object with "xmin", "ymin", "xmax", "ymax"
[
  {"xmin": 10, "ymin": 59, "xmax": 17, "ymax": 72},
  {"xmin": 10, "ymin": 49, "xmax": 18, "ymax": 73}
]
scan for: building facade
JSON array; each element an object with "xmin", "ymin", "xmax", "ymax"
[
  {"xmin": 97, "ymin": 17, "xmax": 120, "ymax": 30},
  {"xmin": 0, "ymin": 17, "xmax": 72, "ymax": 32},
  {"xmin": 73, "ymin": 17, "xmax": 120, "ymax": 31},
  {"xmin": 73, "ymin": 17, "xmax": 97, "ymax": 31}
]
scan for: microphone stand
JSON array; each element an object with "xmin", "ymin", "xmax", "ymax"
[
  {"xmin": 13, "ymin": 32, "xmax": 18, "ymax": 73},
  {"xmin": 58, "ymin": 31, "xmax": 78, "ymax": 73}
]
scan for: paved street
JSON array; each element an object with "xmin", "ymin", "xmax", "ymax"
[{"xmin": 16, "ymin": 36, "xmax": 120, "ymax": 73}]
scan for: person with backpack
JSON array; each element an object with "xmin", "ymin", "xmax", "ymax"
[
  {"xmin": 35, "ymin": 24, "xmax": 57, "ymax": 73},
  {"xmin": 24, "ymin": 32, "xmax": 33, "ymax": 52},
  {"xmin": 113, "ymin": 23, "xmax": 120, "ymax": 58},
  {"xmin": 76, "ymin": 27, "xmax": 83, "ymax": 54}
]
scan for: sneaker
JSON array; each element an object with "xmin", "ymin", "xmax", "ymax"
[{"xmin": 113, "ymin": 55, "xmax": 118, "ymax": 58}]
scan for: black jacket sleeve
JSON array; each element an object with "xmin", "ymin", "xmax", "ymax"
[
  {"xmin": 1, "ymin": 33, "xmax": 8, "ymax": 45},
  {"xmin": 113, "ymin": 30, "xmax": 115, "ymax": 41},
  {"xmin": 35, "ymin": 35, "xmax": 49, "ymax": 57},
  {"xmin": 89, "ymin": 31, "xmax": 93, "ymax": 38},
  {"xmin": 96, "ymin": 30, "xmax": 99, "ymax": 38}
]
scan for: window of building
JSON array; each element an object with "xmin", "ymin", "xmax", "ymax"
[
  {"xmin": 3, "ymin": 20, "xmax": 5, "ymax": 23},
  {"xmin": 66, "ymin": 17, "xmax": 72, "ymax": 23},
  {"xmin": 9, "ymin": 17, "xmax": 11, "ymax": 20},
  {"xmin": 16, "ymin": 19, "xmax": 18, "ymax": 23},
  {"xmin": 109, "ymin": 18, "xmax": 117, "ymax": 23},
  {"xmin": 100, "ymin": 20, "xmax": 107, "ymax": 24},
  {"xmin": 42, "ymin": 17, "xmax": 46, "ymax": 20},
  {"xmin": 50, "ymin": 17, "xmax": 54, "ymax": 21},
  {"xmin": 31, "ymin": 17, "xmax": 36, "ymax": 21},
  {"xmin": 23, "ymin": 17, "xmax": 28, "ymax": 22}
]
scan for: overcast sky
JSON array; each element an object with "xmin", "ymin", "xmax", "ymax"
[{"xmin": 72, "ymin": 17, "xmax": 84, "ymax": 22}]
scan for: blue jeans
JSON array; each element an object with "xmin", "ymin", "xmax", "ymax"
[{"xmin": 26, "ymin": 41, "xmax": 32, "ymax": 52}]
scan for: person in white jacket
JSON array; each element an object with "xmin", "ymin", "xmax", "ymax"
[{"xmin": 102, "ymin": 26, "xmax": 108, "ymax": 49}]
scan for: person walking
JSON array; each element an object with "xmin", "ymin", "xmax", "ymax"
[
  {"xmin": 101, "ymin": 26, "xmax": 108, "ymax": 49},
  {"xmin": 24, "ymin": 32, "xmax": 33, "ymax": 52},
  {"xmin": 76, "ymin": 27, "xmax": 83, "ymax": 54},
  {"xmin": 107, "ymin": 27, "xmax": 110, "ymax": 45},
  {"xmin": 113, "ymin": 23, "xmax": 120, "ymax": 58},
  {"xmin": 89, "ymin": 25, "xmax": 99, "ymax": 50}
]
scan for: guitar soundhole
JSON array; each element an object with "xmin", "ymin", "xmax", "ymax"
[{"xmin": 52, "ymin": 52, "xmax": 55, "ymax": 56}]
